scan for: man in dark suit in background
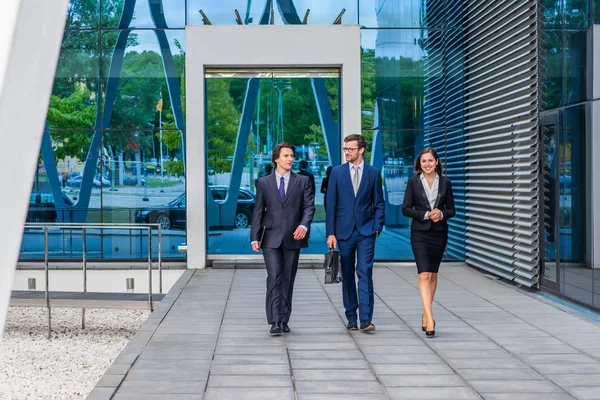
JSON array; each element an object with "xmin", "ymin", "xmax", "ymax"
[
  {"xmin": 251, "ymin": 143, "xmax": 315, "ymax": 335},
  {"xmin": 297, "ymin": 159, "xmax": 315, "ymax": 195},
  {"xmin": 326, "ymin": 134, "xmax": 385, "ymax": 332}
]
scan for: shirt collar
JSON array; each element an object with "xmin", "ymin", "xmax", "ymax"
[
  {"xmin": 349, "ymin": 160, "xmax": 364, "ymax": 170},
  {"xmin": 420, "ymin": 173, "xmax": 439, "ymax": 181},
  {"xmin": 275, "ymin": 170, "xmax": 290, "ymax": 180}
]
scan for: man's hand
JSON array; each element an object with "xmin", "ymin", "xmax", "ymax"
[
  {"xmin": 327, "ymin": 235, "xmax": 337, "ymax": 249},
  {"xmin": 293, "ymin": 227, "xmax": 307, "ymax": 240},
  {"xmin": 251, "ymin": 242, "xmax": 261, "ymax": 252}
]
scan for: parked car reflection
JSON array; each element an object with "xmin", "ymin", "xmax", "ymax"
[
  {"xmin": 27, "ymin": 191, "xmax": 74, "ymax": 223},
  {"xmin": 133, "ymin": 186, "xmax": 255, "ymax": 230}
]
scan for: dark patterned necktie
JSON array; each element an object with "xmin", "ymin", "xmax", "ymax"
[{"xmin": 279, "ymin": 176, "xmax": 285, "ymax": 202}]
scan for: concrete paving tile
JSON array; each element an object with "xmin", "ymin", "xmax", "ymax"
[
  {"xmin": 531, "ymin": 364, "xmax": 600, "ymax": 374},
  {"xmin": 113, "ymin": 396, "xmax": 203, "ymax": 400},
  {"xmin": 371, "ymin": 364, "xmax": 455, "ymax": 375},
  {"xmin": 518, "ymin": 353, "xmax": 599, "ymax": 364},
  {"xmin": 86, "ymin": 387, "xmax": 115, "ymax": 400},
  {"xmin": 293, "ymin": 369, "xmax": 377, "ymax": 381},
  {"xmin": 138, "ymin": 349, "xmax": 214, "ymax": 360},
  {"xmin": 435, "ymin": 350, "xmax": 512, "ymax": 359},
  {"xmin": 118, "ymin": 380, "xmax": 206, "ymax": 394},
  {"xmin": 297, "ymin": 394, "xmax": 389, "ymax": 400},
  {"xmin": 360, "ymin": 345, "xmax": 436, "ymax": 355},
  {"xmin": 212, "ymin": 354, "xmax": 289, "ymax": 365},
  {"xmin": 565, "ymin": 386, "xmax": 600, "ymax": 399},
  {"xmin": 292, "ymin": 359, "xmax": 370, "ymax": 369},
  {"xmin": 379, "ymin": 374, "xmax": 466, "ymax": 387},
  {"xmin": 456, "ymin": 368, "xmax": 545, "ymax": 381},
  {"xmin": 125, "ymin": 368, "xmax": 209, "ymax": 381},
  {"xmin": 287, "ymin": 342, "xmax": 357, "ymax": 350},
  {"xmin": 207, "ymin": 375, "xmax": 292, "ymax": 387},
  {"xmin": 203, "ymin": 388, "xmax": 295, "ymax": 399},
  {"xmin": 209, "ymin": 364, "xmax": 290, "ymax": 375},
  {"xmin": 546, "ymin": 374, "xmax": 600, "ymax": 387},
  {"xmin": 385, "ymin": 387, "xmax": 481, "ymax": 399},
  {"xmin": 479, "ymin": 394, "xmax": 574, "ymax": 400},
  {"xmin": 364, "ymin": 353, "xmax": 444, "ymax": 364},
  {"xmin": 289, "ymin": 350, "xmax": 364, "ymax": 359},
  {"xmin": 213, "ymin": 346, "xmax": 286, "ymax": 355},
  {"xmin": 294, "ymin": 380, "xmax": 384, "ymax": 394},
  {"xmin": 446, "ymin": 358, "xmax": 528, "ymax": 369},
  {"xmin": 95, "ymin": 374, "xmax": 125, "ymax": 387},
  {"xmin": 469, "ymin": 380, "xmax": 564, "ymax": 393}
]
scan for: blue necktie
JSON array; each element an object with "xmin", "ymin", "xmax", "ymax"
[{"xmin": 279, "ymin": 177, "xmax": 285, "ymax": 202}]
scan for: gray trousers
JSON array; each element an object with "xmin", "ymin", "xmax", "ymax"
[{"xmin": 263, "ymin": 244, "xmax": 300, "ymax": 324}]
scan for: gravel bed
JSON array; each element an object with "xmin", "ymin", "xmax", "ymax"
[{"xmin": 1, "ymin": 307, "xmax": 149, "ymax": 399}]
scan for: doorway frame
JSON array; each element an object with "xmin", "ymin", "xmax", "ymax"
[{"xmin": 185, "ymin": 25, "xmax": 361, "ymax": 268}]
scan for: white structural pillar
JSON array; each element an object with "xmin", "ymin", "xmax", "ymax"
[
  {"xmin": 0, "ymin": 0, "xmax": 69, "ymax": 337},
  {"xmin": 186, "ymin": 25, "xmax": 361, "ymax": 269}
]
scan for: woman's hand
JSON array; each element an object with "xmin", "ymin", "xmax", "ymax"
[{"xmin": 430, "ymin": 208, "xmax": 442, "ymax": 222}]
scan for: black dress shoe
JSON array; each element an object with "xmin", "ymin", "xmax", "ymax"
[
  {"xmin": 360, "ymin": 320, "xmax": 375, "ymax": 332},
  {"xmin": 282, "ymin": 322, "xmax": 290, "ymax": 333},
  {"xmin": 270, "ymin": 323, "xmax": 282, "ymax": 335},
  {"xmin": 347, "ymin": 320, "xmax": 358, "ymax": 331}
]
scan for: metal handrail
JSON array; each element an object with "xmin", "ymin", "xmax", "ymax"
[{"xmin": 24, "ymin": 223, "xmax": 163, "ymax": 338}]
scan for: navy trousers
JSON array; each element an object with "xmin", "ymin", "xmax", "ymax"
[
  {"xmin": 338, "ymin": 229, "xmax": 376, "ymax": 323},
  {"xmin": 263, "ymin": 244, "xmax": 300, "ymax": 324}
]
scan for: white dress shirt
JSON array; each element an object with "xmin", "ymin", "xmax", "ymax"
[{"xmin": 420, "ymin": 173, "xmax": 443, "ymax": 220}]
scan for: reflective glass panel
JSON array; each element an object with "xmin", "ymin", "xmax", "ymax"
[
  {"xmin": 205, "ymin": 71, "xmax": 340, "ymax": 255},
  {"xmin": 361, "ymin": 29, "xmax": 428, "ymax": 130},
  {"xmin": 101, "ymin": 30, "xmax": 185, "ymax": 131},
  {"xmin": 49, "ymin": 31, "xmax": 100, "ymax": 130},
  {"xmin": 564, "ymin": 30, "xmax": 587, "ymax": 105},
  {"xmin": 359, "ymin": 0, "xmax": 443, "ymax": 28},
  {"xmin": 560, "ymin": 105, "xmax": 590, "ymax": 305},
  {"xmin": 188, "ymin": 0, "xmax": 357, "ymax": 25},
  {"xmin": 539, "ymin": 29, "xmax": 563, "ymax": 110},
  {"xmin": 65, "ymin": 0, "xmax": 100, "ymax": 29},
  {"xmin": 103, "ymin": 0, "xmax": 185, "ymax": 28}
]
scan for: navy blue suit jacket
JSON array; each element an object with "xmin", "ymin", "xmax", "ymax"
[{"xmin": 325, "ymin": 162, "xmax": 385, "ymax": 241}]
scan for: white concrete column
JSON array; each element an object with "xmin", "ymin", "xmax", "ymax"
[{"xmin": 0, "ymin": 0, "xmax": 69, "ymax": 336}]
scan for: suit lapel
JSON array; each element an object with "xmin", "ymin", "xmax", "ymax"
[
  {"xmin": 433, "ymin": 176, "xmax": 443, "ymax": 209},
  {"xmin": 342, "ymin": 163, "xmax": 355, "ymax": 198},
  {"xmin": 416, "ymin": 174, "xmax": 432, "ymax": 210},
  {"xmin": 283, "ymin": 172, "xmax": 298, "ymax": 204},
  {"xmin": 355, "ymin": 164, "xmax": 369, "ymax": 199},
  {"xmin": 268, "ymin": 173, "xmax": 279, "ymax": 202}
]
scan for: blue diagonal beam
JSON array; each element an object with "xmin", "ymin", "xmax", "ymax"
[
  {"xmin": 149, "ymin": 1, "xmax": 186, "ymax": 168},
  {"xmin": 40, "ymin": 125, "xmax": 69, "ymax": 221}
]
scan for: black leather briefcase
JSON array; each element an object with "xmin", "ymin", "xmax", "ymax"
[{"xmin": 323, "ymin": 249, "xmax": 342, "ymax": 284}]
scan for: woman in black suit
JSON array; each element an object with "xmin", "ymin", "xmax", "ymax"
[{"xmin": 402, "ymin": 147, "xmax": 455, "ymax": 338}]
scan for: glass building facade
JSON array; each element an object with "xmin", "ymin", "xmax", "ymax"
[{"xmin": 20, "ymin": 0, "xmax": 600, "ymax": 310}]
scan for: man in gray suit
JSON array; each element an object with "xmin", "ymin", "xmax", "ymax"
[{"xmin": 251, "ymin": 143, "xmax": 315, "ymax": 335}]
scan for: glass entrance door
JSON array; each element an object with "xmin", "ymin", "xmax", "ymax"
[{"xmin": 204, "ymin": 69, "xmax": 340, "ymax": 256}]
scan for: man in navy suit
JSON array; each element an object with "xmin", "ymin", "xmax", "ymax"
[
  {"xmin": 251, "ymin": 143, "xmax": 315, "ymax": 335},
  {"xmin": 326, "ymin": 134, "xmax": 385, "ymax": 332}
]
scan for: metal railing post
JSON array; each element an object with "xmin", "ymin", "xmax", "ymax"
[
  {"xmin": 147, "ymin": 227, "xmax": 153, "ymax": 311},
  {"xmin": 158, "ymin": 225, "xmax": 162, "ymax": 294},
  {"xmin": 82, "ymin": 227, "xmax": 87, "ymax": 329},
  {"xmin": 44, "ymin": 226, "xmax": 51, "ymax": 339}
]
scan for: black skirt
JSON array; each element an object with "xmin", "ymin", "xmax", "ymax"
[{"xmin": 411, "ymin": 229, "xmax": 448, "ymax": 274}]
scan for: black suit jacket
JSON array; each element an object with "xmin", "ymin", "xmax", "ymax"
[
  {"xmin": 402, "ymin": 174, "xmax": 455, "ymax": 231},
  {"xmin": 250, "ymin": 172, "xmax": 315, "ymax": 249},
  {"xmin": 297, "ymin": 169, "xmax": 315, "ymax": 195}
]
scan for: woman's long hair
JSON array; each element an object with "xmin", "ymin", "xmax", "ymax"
[{"xmin": 413, "ymin": 147, "xmax": 443, "ymax": 175}]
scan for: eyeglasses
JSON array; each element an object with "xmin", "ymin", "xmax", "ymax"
[{"xmin": 342, "ymin": 147, "xmax": 359, "ymax": 153}]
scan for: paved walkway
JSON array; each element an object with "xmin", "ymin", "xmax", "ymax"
[{"xmin": 89, "ymin": 266, "xmax": 600, "ymax": 400}]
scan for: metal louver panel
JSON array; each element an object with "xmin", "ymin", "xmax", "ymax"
[
  {"xmin": 423, "ymin": 0, "xmax": 467, "ymax": 260},
  {"xmin": 463, "ymin": 0, "xmax": 539, "ymax": 287}
]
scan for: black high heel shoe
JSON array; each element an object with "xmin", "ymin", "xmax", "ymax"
[{"xmin": 425, "ymin": 321, "xmax": 436, "ymax": 338}]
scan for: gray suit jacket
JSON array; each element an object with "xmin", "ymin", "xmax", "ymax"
[{"xmin": 250, "ymin": 172, "xmax": 315, "ymax": 249}]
